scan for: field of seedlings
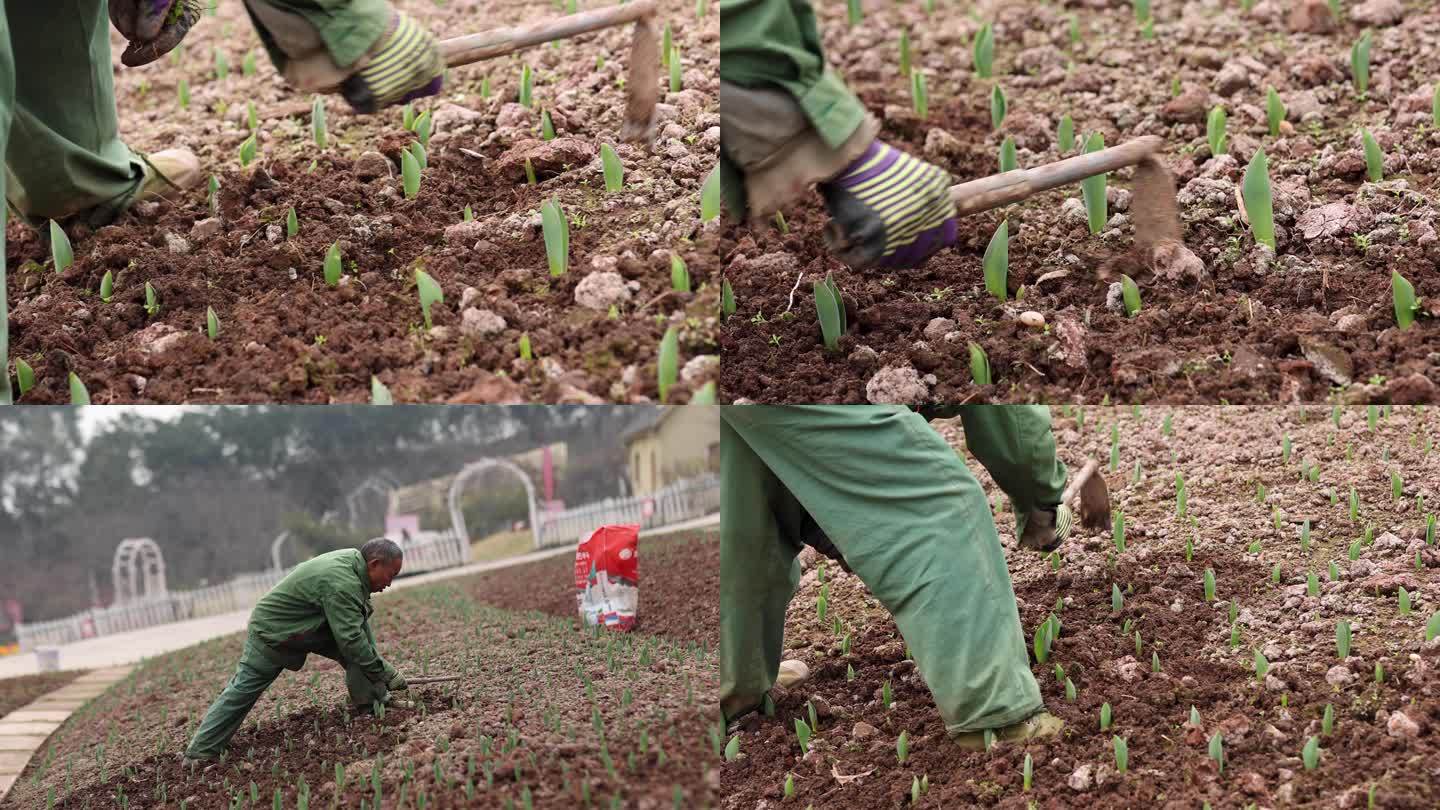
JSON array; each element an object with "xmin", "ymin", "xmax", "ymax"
[
  {"xmin": 5, "ymin": 0, "xmax": 719, "ymax": 404},
  {"xmin": 0, "ymin": 529, "xmax": 719, "ymax": 808},
  {"xmin": 719, "ymin": 0, "xmax": 1440, "ymax": 404},
  {"xmin": 720, "ymin": 407, "xmax": 1440, "ymax": 807}
]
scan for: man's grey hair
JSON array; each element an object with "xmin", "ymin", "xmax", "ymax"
[{"xmin": 361, "ymin": 537, "xmax": 404, "ymax": 564}]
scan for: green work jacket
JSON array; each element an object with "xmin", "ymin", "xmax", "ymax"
[{"xmin": 247, "ymin": 549, "xmax": 387, "ymax": 682}]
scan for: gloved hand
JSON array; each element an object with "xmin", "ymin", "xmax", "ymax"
[
  {"xmin": 819, "ymin": 140, "xmax": 958, "ymax": 270},
  {"xmin": 387, "ymin": 671, "xmax": 408, "ymax": 691},
  {"xmin": 111, "ymin": 0, "xmax": 202, "ymax": 67},
  {"xmin": 341, "ymin": 12, "xmax": 445, "ymax": 113},
  {"xmin": 1018, "ymin": 504, "xmax": 1073, "ymax": 553}
]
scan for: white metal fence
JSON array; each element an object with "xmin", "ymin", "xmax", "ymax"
[
  {"xmin": 17, "ymin": 476, "xmax": 717, "ymax": 652},
  {"xmin": 536, "ymin": 473, "xmax": 720, "ymax": 548}
]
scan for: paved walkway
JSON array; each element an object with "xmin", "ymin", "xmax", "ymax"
[
  {"xmin": 0, "ymin": 514, "xmax": 719, "ymax": 678},
  {"xmin": 0, "ymin": 666, "xmax": 134, "ymax": 800}
]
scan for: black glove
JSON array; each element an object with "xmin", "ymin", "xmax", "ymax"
[
  {"xmin": 799, "ymin": 512, "xmax": 852, "ymax": 573},
  {"xmin": 111, "ymin": 0, "xmax": 202, "ymax": 67}
]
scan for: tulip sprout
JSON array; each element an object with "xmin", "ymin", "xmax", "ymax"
[
  {"xmin": 401, "ymin": 149, "xmax": 421, "ymax": 198},
  {"xmin": 540, "ymin": 199, "xmax": 570, "ymax": 276},
  {"xmin": 239, "ymin": 133, "xmax": 257, "ymax": 168},
  {"xmin": 50, "ymin": 221, "xmax": 73, "ymax": 273},
  {"xmin": 1351, "ymin": 31, "xmax": 1371, "ymax": 95},
  {"xmin": 1242, "ymin": 150, "xmax": 1275, "ymax": 250},
  {"xmin": 1253, "ymin": 648, "xmax": 1268, "ymax": 680},
  {"xmin": 1113, "ymin": 510, "xmax": 1126, "ymax": 553},
  {"xmin": 1100, "ymin": 702, "xmax": 1112, "ymax": 730},
  {"xmin": 601, "ymin": 144, "xmax": 624, "ymax": 193},
  {"xmin": 100, "ymin": 270, "xmax": 114, "ymax": 303},
  {"xmin": 657, "ymin": 326, "xmax": 679, "ymax": 403},
  {"xmin": 415, "ymin": 268, "xmax": 443, "ymax": 329},
  {"xmin": 1208, "ymin": 732, "xmax": 1224, "ymax": 774},
  {"xmin": 1113, "ymin": 736, "xmax": 1128, "ymax": 774},
  {"xmin": 206, "ymin": 306, "xmax": 220, "ymax": 339},
  {"xmin": 899, "ymin": 29, "xmax": 911, "ymax": 78},
  {"xmin": 998, "ymin": 137, "xmax": 1017, "ymax": 173},
  {"xmin": 1207, "ymin": 106, "xmax": 1227, "ymax": 156},
  {"xmin": 1302, "ymin": 736, "xmax": 1320, "ymax": 770},
  {"xmin": 983, "ymin": 219, "xmax": 1009, "ymax": 301},
  {"xmin": 991, "ymin": 85, "xmax": 1007, "ymax": 130},
  {"xmin": 814, "ymin": 273, "xmax": 846, "ymax": 351},
  {"xmin": 794, "ymin": 718, "xmax": 811, "ymax": 754},
  {"xmin": 145, "ymin": 282, "xmax": 160, "ymax": 318},
  {"xmin": 323, "ymin": 242, "xmax": 342, "ymax": 287},
  {"xmin": 1111, "ymin": 583, "xmax": 1123, "ymax": 614},
  {"xmin": 311, "ymin": 97, "xmax": 327, "ymax": 149},
  {"xmin": 1361, "ymin": 129, "xmax": 1384, "ymax": 182},
  {"xmin": 1081, "ymin": 132, "xmax": 1107, "ymax": 234},
  {"xmin": 178, "ymin": 78, "xmax": 190, "ymax": 109},
  {"xmin": 1336, "ymin": 620, "xmax": 1351, "ymax": 658},
  {"xmin": 1120, "ymin": 274, "xmax": 1142, "ymax": 317},
  {"xmin": 370, "ymin": 376, "xmax": 393, "ymax": 405},
  {"xmin": 701, "ymin": 164, "xmax": 721, "ymax": 221},
  {"xmin": 1057, "ymin": 114, "xmax": 1075, "ymax": 152},
  {"xmin": 1392, "ymin": 271, "xmax": 1420, "ymax": 330},
  {"xmin": 519, "ymin": 65, "xmax": 534, "ymax": 107},
  {"xmin": 721, "ymin": 278, "xmax": 736, "ymax": 320},
  {"xmin": 911, "ymin": 70, "xmax": 928, "ymax": 118},
  {"xmin": 1203, "ymin": 568, "xmax": 1216, "ymax": 602},
  {"xmin": 69, "ymin": 372, "xmax": 90, "ymax": 405},
  {"xmin": 524, "ymin": 158, "xmax": 538, "ymax": 186},
  {"xmin": 670, "ymin": 254, "xmax": 691, "ymax": 294},
  {"xmin": 1266, "ymin": 88, "xmax": 1286, "ymax": 137},
  {"xmin": 541, "ymin": 109, "xmax": 556, "ymax": 141},
  {"xmin": 973, "ymin": 22, "xmax": 994, "ymax": 78},
  {"xmin": 519, "ymin": 333, "xmax": 533, "ymax": 361},
  {"xmin": 897, "ymin": 730, "xmax": 909, "ymax": 764},
  {"xmin": 968, "ymin": 342, "xmax": 992, "ymax": 385}
]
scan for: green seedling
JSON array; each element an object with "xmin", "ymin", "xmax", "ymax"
[
  {"xmin": 601, "ymin": 144, "xmax": 624, "ymax": 193},
  {"xmin": 540, "ymin": 199, "xmax": 570, "ymax": 276},
  {"xmin": 144, "ymin": 281, "xmax": 160, "ymax": 317},
  {"xmin": 541, "ymin": 109, "xmax": 556, "ymax": 140},
  {"xmin": 1266, "ymin": 87, "xmax": 1286, "ymax": 136},
  {"xmin": 899, "ymin": 29, "xmax": 911, "ymax": 78},
  {"xmin": 524, "ymin": 157, "xmax": 537, "ymax": 186},
  {"xmin": 1242, "ymin": 150, "xmax": 1275, "ymax": 250},
  {"xmin": 1361, "ymin": 128, "xmax": 1384, "ymax": 182},
  {"xmin": 658, "ymin": 326, "xmax": 679, "ymax": 403},
  {"xmin": 50, "ymin": 221, "xmax": 73, "ymax": 273},
  {"xmin": 669, "ymin": 47, "xmax": 682, "ymax": 92},
  {"xmin": 897, "ymin": 730, "xmax": 909, "ymax": 764},
  {"xmin": 1426, "ymin": 514, "xmax": 1435, "ymax": 546},
  {"xmin": 178, "ymin": 78, "xmax": 190, "ymax": 109},
  {"xmin": 1100, "ymin": 702, "xmax": 1112, "ymax": 730},
  {"xmin": 1349, "ymin": 538, "xmax": 1363, "ymax": 560},
  {"xmin": 414, "ymin": 268, "xmax": 443, "ymax": 329},
  {"xmin": 1351, "ymin": 31, "xmax": 1370, "ymax": 95},
  {"xmin": 662, "ymin": 23, "xmax": 672, "ymax": 66},
  {"xmin": 519, "ymin": 333, "xmax": 533, "ymax": 361},
  {"xmin": 415, "ymin": 110, "xmax": 432, "ymax": 147},
  {"xmin": 206, "ymin": 306, "xmax": 220, "ymax": 339},
  {"xmin": 1329, "ymin": 560, "xmax": 1340, "ymax": 581},
  {"xmin": 782, "ymin": 774, "xmax": 794, "ymax": 799},
  {"xmin": 207, "ymin": 175, "xmax": 220, "ymax": 217},
  {"xmin": 968, "ymin": 342, "xmax": 991, "ymax": 385},
  {"xmin": 480, "ymin": 76, "xmax": 492, "ymax": 99},
  {"xmin": 462, "ymin": 204, "xmax": 473, "ymax": 222},
  {"xmin": 1112, "ymin": 583, "xmax": 1123, "ymax": 614},
  {"xmin": 814, "ymin": 273, "xmax": 846, "ymax": 351},
  {"xmin": 401, "ymin": 149, "xmax": 421, "ymax": 198},
  {"xmin": 911, "ymin": 70, "xmax": 928, "ymax": 118},
  {"xmin": 1322, "ymin": 703, "xmax": 1334, "ymax": 735},
  {"xmin": 1302, "ymin": 736, "xmax": 1320, "ymax": 770},
  {"xmin": 1113, "ymin": 510, "xmax": 1126, "ymax": 553},
  {"xmin": 285, "ymin": 206, "xmax": 299, "ymax": 240},
  {"xmin": 794, "ymin": 718, "xmax": 811, "ymax": 754},
  {"xmin": 323, "ymin": 242, "xmax": 342, "ymax": 287},
  {"xmin": 519, "ymin": 65, "xmax": 534, "ymax": 107},
  {"xmin": 370, "ymin": 376, "xmax": 393, "ymax": 405},
  {"xmin": 984, "ymin": 219, "xmax": 1009, "ymax": 300},
  {"xmin": 991, "ymin": 85, "xmax": 1007, "ymax": 130},
  {"xmin": 1399, "ymin": 586, "xmax": 1411, "ymax": 616},
  {"xmin": 1113, "ymin": 736, "xmax": 1129, "ymax": 774},
  {"xmin": 670, "ymin": 254, "xmax": 690, "ymax": 293},
  {"xmin": 1336, "ymin": 620, "xmax": 1351, "ymax": 659},
  {"xmin": 238, "ymin": 133, "xmax": 257, "ymax": 167},
  {"xmin": 312, "ymin": 97, "xmax": 327, "ymax": 148},
  {"xmin": 1081, "ymin": 132, "xmax": 1108, "ymax": 234},
  {"xmin": 1301, "ymin": 519, "xmax": 1311, "ymax": 552},
  {"xmin": 1032, "ymin": 620, "xmax": 1053, "ymax": 664},
  {"xmin": 69, "ymin": 372, "xmax": 90, "ymax": 405},
  {"xmin": 214, "ymin": 48, "xmax": 228, "ymax": 80},
  {"xmin": 998, "ymin": 137, "xmax": 1017, "ymax": 173},
  {"xmin": 1427, "ymin": 611, "xmax": 1440, "ymax": 642},
  {"xmin": 1254, "ymin": 648, "xmax": 1269, "ymax": 680},
  {"xmin": 846, "ymin": 0, "xmax": 861, "ymax": 26},
  {"xmin": 1058, "ymin": 114, "xmax": 1075, "ymax": 152},
  {"xmin": 1308, "ymin": 571, "xmax": 1319, "ymax": 597},
  {"xmin": 881, "ymin": 679, "xmax": 894, "ymax": 710},
  {"xmin": 1209, "ymin": 732, "xmax": 1224, "ymax": 774},
  {"xmin": 721, "ymin": 278, "xmax": 736, "ymax": 320},
  {"xmin": 1203, "ymin": 568, "xmax": 1216, "ymax": 602},
  {"xmin": 1207, "ymin": 106, "xmax": 1227, "ymax": 156},
  {"xmin": 1282, "ymin": 433, "xmax": 1292, "ymax": 462},
  {"xmin": 1065, "ymin": 678, "xmax": 1076, "ymax": 701},
  {"xmin": 242, "ymin": 50, "xmax": 256, "ymax": 76},
  {"xmin": 1120, "ymin": 274, "xmax": 1142, "ymax": 316},
  {"xmin": 1392, "ymin": 271, "xmax": 1420, "ymax": 330},
  {"xmin": 99, "ymin": 270, "xmax": 114, "ymax": 303},
  {"xmin": 1392, "ymin": 471, "xmax": 1403, "ymax": 500},
  {"xmin": 1176, "ymin": 472, "xmax": 1187, "ymax": 517},
  {"xmin": 701, "ymin": 164, "xmax": 721, "ymax": 221},
  {"xmin": 723, "ymin": 735, "xmax": 739, "ymax": 762},
  {"xmin": 246, "ymin": 101, "xmax": 258, "ymax": 132},
  {"xmin": 690, "ymin": 381, "xmax": 717, "ymax": 404},
  {"xmin": 973, "ymin": 22, "xmax": 994, "ymax": 78},
  {"xmin": 410, "ymin": 141, "xmax": 427, "ymax": 171}
]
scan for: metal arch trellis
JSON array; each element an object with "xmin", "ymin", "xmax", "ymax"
[
  {"xmin": 111, "ymin": 537, "xmax": 167, "ymax": 604},
  {"xmin": 343, "ymin": 473, "xmax": 404, "ymax": 531},
  {"xmin": 447, "ymin": 459, "xmax": 541, "ymax": 561}
]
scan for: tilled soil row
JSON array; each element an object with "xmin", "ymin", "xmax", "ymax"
[
  {"xmin": 1, "ymin": 544, "xmax": 720, "ymax": 808},
  {"xmin": 721, "ymin": 406, "xmax": 1440, "ymax": 808},
  {"xmin": 0, "ymin": 670, "xmax": 86, "ymax": 719},
  {"xmin": 720, "ymin": 1, "xmax": 1440, "ymax": 404},
  {"xmin": 5, "ymin": 0, "xmax": 719, "ymax": 403}
]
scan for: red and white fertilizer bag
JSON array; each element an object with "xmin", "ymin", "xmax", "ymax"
[{"xmin": 575, "ymin": 524, "xmax": 640, "ymax": 631}]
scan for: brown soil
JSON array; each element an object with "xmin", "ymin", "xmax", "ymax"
[
  {"xmin": 720, "ymin": 2, "xmax": 1440, "ymax": 404},
  {"xmin": 5, "ymin": 0, "xmax": 719, "ymax": 404},
  {"xmin": 0, "ymin": 670, "xmax": 85, "ymax": 718},
  {"xmin": 0, "ymin": 531, "xmax": 720, "ymax": 808},
  {"xmin": 720, "ymin": 406, "xmax": 1440, "ymax": 807}
]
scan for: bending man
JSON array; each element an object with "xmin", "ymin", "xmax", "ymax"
[{"xmin": 185, "ymin": 538, "xmax": 412, "ymax": 762}]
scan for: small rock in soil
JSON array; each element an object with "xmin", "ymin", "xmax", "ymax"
[
  {"xmin": 443, "ymin": 220, "xmax": 487, "ymax": 246},
  {"xmin": 1386, "ymin": 711, "xmax": 1420, "ymax": 738},
  {"xmin": 865, "ymin": 364, "xmax": 928, "ymax": 404},
  {"xmin": 1019, "ymin": 311, "xmax": 1045, "ymax": 329},
  {"xmin": 849, "ymin": 345, "xmax": 878, "ymax": 366},
  {"xmin": 1105, "ymin": 282, "xmax": 1126, "ymax": 314},
  {"xmin": 1296, "ymin": 202, "xmax": 1364, "ymax": 240},
  {"xmin": 852, "ymin": 721, "xmax": 878, "ymax": 739},
  {"xmin": 134, "ymin": 322, "xmax": 186, "ymax": 357},
  {"xmin": 354, "ymin": 151, "xmax": 392, "ymax": 180},
  {"xmin": 574, "ymin": 271, "xmax": 633, "ymax": 311},
  {"xmin": 923, "ymin": 317, "xmax": 956, "ymax": 342},
  {"xmin": 1350, "ymin": 0, "xmax": 1403, "ymax": 25},
  {"xmin": 681, "ymin": 354, "xmax": 719, "ymax": 384},
  {"xmin": 1386, "ymin": 374, "xmax": 1437, "ymax": 404},
  {"xmin": 1151, "ymin": 240, "xmax": 1209, "ymax": 286},
  {"xmin": 164, "ymin": 232, "xmax": 191, "ymax": 255},
  {"xmin": 1287, "ymin": 0, "xmax": 1336, "ymax": 32},
  {"xmin": 460, "ymin": 308, "xmax": 507, "ymax": 339},
  {"xmin": 190, "ymin": 217, "xmax": 222, "ymax": 241},
  {"xmin": 1325, "ymin": 664, "xmax": 1355, "ymax": 687},
  {"xmin": 1297, "ymin": 336, "xmax": 1352, "ymax": 386},
  {"xmin": 924, "ymin": 129, "xmax": 964, "ymax": 161},
  {"xmin": 446, "ymin": 373, "xmax": 528, "ymax": 404},
  {"xmin": 495, "ymin": 138, "xmax": 596, "ymax": 182},
  {"xmin": 1161, "ymin": 86, "xmax": 1208, "ymax": 123},
  {"xmin": 776, "ymin": 660, "xmax": 809, "ymax": 688}
]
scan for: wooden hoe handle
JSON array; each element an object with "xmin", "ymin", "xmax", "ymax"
[
  {"xmin": 949, "ymin": 135, "xmax": 1165, "ymax": 215},
  {"xmin": 439, "ymin": 0, "xmax": 659, "ymax": 67}
]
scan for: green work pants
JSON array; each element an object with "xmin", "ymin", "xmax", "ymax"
[
  {"xmin": 186, "ymin": 630, "xmax": 393, "ymax": 759},
  {"xmin": 720, "ymin": 405, "xmax": 1044, "ymax": 735},
  {"xmin": 718, "ymin": 0, "xmax": 869, "ymax": 217},
  {"xmin": 943, "ymin": 405, "xmax": 1069, "ymax": 539}
]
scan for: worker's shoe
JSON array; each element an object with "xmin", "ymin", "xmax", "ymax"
[
  {"xmin": 951, "ymin": 711, "xmax": 1065, "ymax": 751},
  {"xmin": 136, "ymin": 149, "xmax": 204, "ymax": 204},
  {"xmin": 1018, "ymin": 504, "xmax": 1073, "ymax": 553},
  {"xmin": 819, "ymin": 140, "xmax": 957, "ymax": 270}
]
